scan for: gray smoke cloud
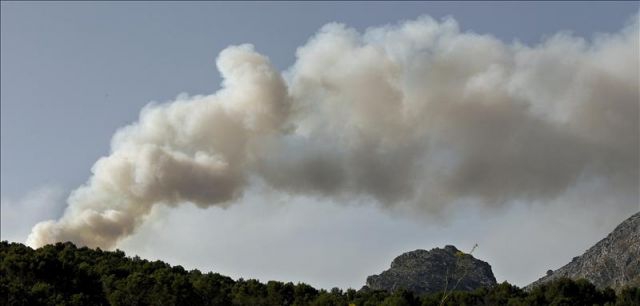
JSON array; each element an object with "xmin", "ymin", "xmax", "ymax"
[{"xmin": 27, "ymin": 15, "xmax": 639, "ymax": 249}]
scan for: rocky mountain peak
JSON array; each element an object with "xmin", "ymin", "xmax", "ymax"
[{"xmin": 365, "ymin": 245, "xmax": 496, "ymax": 295}]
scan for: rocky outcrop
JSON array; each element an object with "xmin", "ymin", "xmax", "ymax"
[
  {"xmin": 365, "ymin": 245, "xmax": 496, "ymax": 295},
  {"xmin": 528, "ymin": 212, "xmax": 640, "ymax": 292}
]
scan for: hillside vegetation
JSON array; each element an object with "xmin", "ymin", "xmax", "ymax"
[{"xmin": 1, "ymin": 241, "xmax": 638, "ymax": 306}]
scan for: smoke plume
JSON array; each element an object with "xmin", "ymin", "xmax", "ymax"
[{"xmin": 27, "ymin": 15, "xmax": 639, "ymax": 249}]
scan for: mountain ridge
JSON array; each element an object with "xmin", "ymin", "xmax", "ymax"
[
  {"xmin": 528, "ymin": 211, "xmax": 640, "ymax": 292},
  {"xmin": 2, "ymin": 240, "xmax": 639, "ymax": 305}
]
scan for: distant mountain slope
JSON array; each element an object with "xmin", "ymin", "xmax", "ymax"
[
  {"xmin": 364, "ymin": 245, "xmax": 497, "ymax": 295},
  {"xmin": 529, "ymin": 212, "xmax": 640, "ymax": 292}
]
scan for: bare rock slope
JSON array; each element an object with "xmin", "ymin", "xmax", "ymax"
[{"xmin": 528, "ymin": 212, "xmax": 640, "ymax": 292}]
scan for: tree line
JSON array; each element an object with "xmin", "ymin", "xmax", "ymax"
[{"xmin": 1, "ymin": 241, "xmax": 638, "ymax": 305}]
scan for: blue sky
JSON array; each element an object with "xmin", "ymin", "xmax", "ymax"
[{"xmin": 1, "ymin": 2, "xmax": 638, "ymax": 289}]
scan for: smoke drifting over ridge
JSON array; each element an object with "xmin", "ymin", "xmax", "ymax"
[{"xmin": 27, "ymin": 15, "xmax": 639, "ymax": 249}]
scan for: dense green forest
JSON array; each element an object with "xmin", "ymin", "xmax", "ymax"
[{"xmin": 1, "ymin": 241, "xmax": 638, "ymax": 306}]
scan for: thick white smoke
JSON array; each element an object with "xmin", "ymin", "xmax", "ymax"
[
  {"xmin": 28, "ymin": 15, "xmax": 639, "ymax": 249},
  {"xmin": 27, "ymin": 45, "xmax": 290, "ymax": 248}
]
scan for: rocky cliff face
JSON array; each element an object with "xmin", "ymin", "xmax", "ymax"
[
  {"xmin": 365, "ymin": 245, "xmax": 497, "ymax": 295},
  {"xmin": 528, "ymin": 212, "xmax": 640, "ymax": 292}
]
